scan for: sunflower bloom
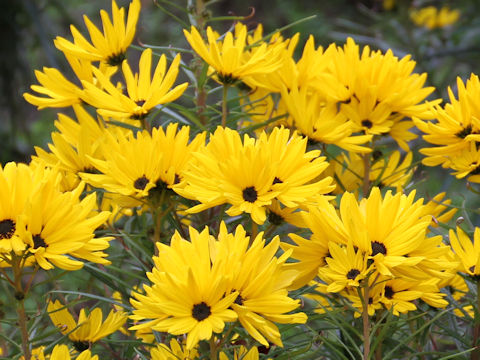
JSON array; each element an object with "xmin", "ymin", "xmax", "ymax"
[
  {"xmin": 281, "ymin": 87, "xmax": 372, "ymax": 153},
  {"xmin": 450, "ymin": 227, "xmax": 480, "ymax": 277},
  {"xmin": 330, "ymin": 38, "xmax": 438, "ymax": 150},
  {"xmin": 284, "ymin": 188, "xmax": 449, "ymax": 290},
  {"xmin": 81, "ymin": 123, "xmax": 205, "ymax": 203},
  {"xmin": 54, "ymin": 0, "xmax": 141, "ymax": 66},
  {"xmin": 81, "ymin": 48, "xmax": 188, "ymax": 120},
  {"xmin": 183, "ymin": 23, "xmax": 285, "ymax": 84},
  {"xmin": 23, "ymin": 54, "xmax": 117, "ymax": 110},
  {"xmin": 130, "ymin": 226, "xmax": 238, "ymax": 349},
  {"xmin": 48, "ymin": 300, "xmax": 127, "ymax": 352},
  {"xmin": 214, "ymin": 223, "xmax": 306, "ymax": 346},
  {"xmin": 318, "ymin": 240, "xmax": 370, "ymax": 293},
  {"xmin": 178, "ymin": 126, "xmax": 332, "ymax": 224}
]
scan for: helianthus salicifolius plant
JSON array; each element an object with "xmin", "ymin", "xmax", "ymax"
[
  {"xmin": 23, "ymin": 54, "xmax": 117, "ymax": 110},
  {"xmin": 212, "ymin": 222, "xmax": 307, "ymax": 347},
  {"xmin": 129, "ymin": 226, "xmax": 238, "ymax": 349},
  {"xmin": 415, "ymin": 74, "xmax": 480, "ymax": 183},
  {"xmin": 130, "ymin": 222, "xmax": 306, "ymax": 350},
  {"xmin": 183, "ymin": 23, "xmax": 285, "ymax": 85},
  {"xmin": 80, "ymin": 123, "xmax": 205, "ymax": 206},
  {"xmin": 329, "ymin": 37, "xmax": 439, "ymax": 150},
  {"xmin": 81, "ymin": 48, "xmax": 188, "ymax": 121},
  {"xmin": 54, "ymin": 0, "xmax": 141, "ymax": 66},
  {"xmin": 283, "ymin": 187, "xmax": 453, "ymax": 294},
  {"xmin": 47, "ymin": 299, "xmax": 127, "ymax": 352},
  {"xmin": 176, "ymin": 126, "xmax": 334, "ymax": 224}
]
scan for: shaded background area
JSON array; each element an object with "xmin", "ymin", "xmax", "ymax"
[{"xmin": 2, "ymin": 0, "xmax": 480, "ymax": 167}]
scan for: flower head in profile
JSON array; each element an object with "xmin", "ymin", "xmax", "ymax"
[
  {"xmin": 130, "ymin": 226, "xmax": 238, "ymax": 349},
  {"xmin": 184, "ymin": 23, "xmax": 285, "ymax": 84},
  {"xmin": 48, "ymin": 300, "xmax": 127, "ymax": 352},
  {"xmin": 450, "ymin": 227, "xmax": 480, "ymax": 277},
  {"xmin": 54, "ymin": 0, "xmax": 141, "ymax": 66},
  {"xmin": 81, "ymin": 48, "xmax": 188, "ymax": 121}
]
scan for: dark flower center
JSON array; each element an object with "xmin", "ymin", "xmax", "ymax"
[
  {"xmin": 456, "ymin": 124, "xmax": 474, "ymax": 139},
  {"xmin": 384, "ymin": 285, "xmax": 394, "ymax": 299},
  {"xmin": 268, "ymin": 211, "xmax": 284, "ymax": 226},
  {"xmin": 134, "ymin": 176, "xmax": 149, "ymax": 190},
  {"xmin": 372, "ymin": 150, "xmax": 382, "ymax": 162},
  {"xmin": 135, "ymin": 99, "xmax": 146, "ymax": 107},
  {"xmin": 73, "ymin": 341, "xmax": 90, "ymax": 352},
  {"xmin": 234, "ymin": 294, "xmax": 244, "ymax": 306},
  {"xmin": 217, "ymin": 72, "xmax": 238, "ymax": 85},
  {"xmin": 192, "ymin": 302, "xmax": 211, "ymax": 321},
  {"xmin": 471, "ymin": 164, "xmax": 480, "ymax": 175},
  {"xmin": 106, "ymin": 52, "xmax": 126, "ymax": 66},
  {"xmin": 346, "ymin": 268, "xmax": 361, "ymax": 280},
  {"xmin": 242, "ymin": 186, "xmax": 258, "ymax": 203},
  {"xmin": 0, "ymin": 219, "xmax": 15, "ymax": 239},
  {"xmin": 273, "ymin": 177, "xmax": 283, "ymax": 185},
  {"xmin": 33, "ymin": 234, "xmax": 47, "ymax": 249},
  {"xmin": 371, "ymin": 241, "xmax": 387, "ymax": 256},
  {"xmin": 361, "ymin": 119, "xmax": 373, "ymax": 129}
]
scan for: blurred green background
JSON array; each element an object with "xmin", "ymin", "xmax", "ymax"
[{"xmin": 3, "ymin": 0, "xmax": 480, "ymax": 201}]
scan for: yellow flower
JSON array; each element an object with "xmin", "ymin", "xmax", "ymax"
[
  {"xmin": 450, "ymin": 227, "xmax": 480, "ymax": 277},
  {"xmin": 220, "ymin": 346, "xmax": 266, "ymax": 360},
  {"xmin": 284, "ymin": 188, "xmax": 447, "ymax": 289},
  {"xmin": 81, "ymin": 123, "xmax": 205, "ymax": 202},
  {"xmin": 47, "ymin": 300, "xmax": 127, "ymax": 351},
  {"xmin": 23, "ymin": 55, "xmax": 117, "ymax": 110},
  {"xmin": 318, "ymin": 240, "xmax": 370, "ymax": 293},
  {"xmin": 130, "ymin": 227, "xmax": 238, "ymax": 349},
  {"xmin": 22, "ymin": 344, "xmax": 98, "ymax": 360},
  {"xmin": 150, "ymin": 339, "xmax": 199, "ymax": 360},
  {"xmin": 410, "ymin": 6, "xmax": 460, "ymax": 29},
  {"xmin": 415, "ymin": 74, "xmax": 480, "ymax": 170},
  {"xmin": 81, "ymin": 48, "xmax": 188, "ymax": 120},
  {"xmin": 183, "ymin": 23, "xmax": 285, "ymax": 84},
  {"xmin": 281, "ymin": 87, "xmax": 372, "ymax": 153},
  {"xmin": 0, "ymin": 163, "xmax": 35, "ymax": 254},
  {"xmin": 380, "ymin": 278, "xmax": 446, "ymax": 315},
  {"xmin": 54, "ymin": 0, "xmax": 141, "ymax": 65},
  {"xmin": 178, "ymin": 126, "xmax": 332, "ymax": 224},
  {"xmin": 331, "ymin": 38, "xmax": 438, "ymax": 150},
  {"xmin": 20, "ymin": 168, "xmax": 112, "ymax": 270},
  {"xmin": 213, "ymin": 223, "xmax": 306, "ymax": 347}
]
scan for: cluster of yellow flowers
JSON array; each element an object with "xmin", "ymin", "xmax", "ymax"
[{"xmin": 2, "ymin": 0, "xmax": 478, "ymax": 359}]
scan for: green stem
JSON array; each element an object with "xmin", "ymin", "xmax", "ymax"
[
  {"xmin": 472, "ymin": 279, "xmax": 480, "ymax": 360},
  {"xmin": 209, "ymin": 336, "xmax": 218, "ymax": 360},
  {"xmin": 222, "ymin": 84, "xmax": 229, "ymax": 128},
  {"xmin": 362, "ymin": 152, "xmax": 371, "ymax": 197},
  {"xmin": 362, "ymin": 284, "xmax": 370, "ymax": 360},
  {"xmin": 12, "ymin": 256, "xmax": 30, "ymax": 360}
]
